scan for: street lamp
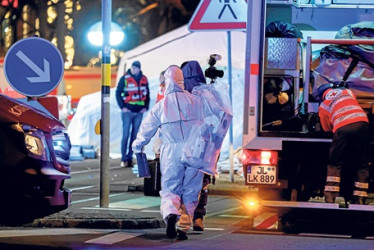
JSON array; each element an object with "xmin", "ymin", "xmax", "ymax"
[{"xmin": 87, "ymin": 21, "xmax": 124, "ymax": 46}]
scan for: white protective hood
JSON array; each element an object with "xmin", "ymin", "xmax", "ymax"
[{"xmin": 68, "ymin": 25, "xmax": 245, "ymax": 161}]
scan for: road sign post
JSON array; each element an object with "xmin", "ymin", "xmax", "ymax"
[
  {"xmin": 4, "ymin": 37, "xmax": 64, "ymax": 97},
  {"xmin": 188, "ymin": 0, "xmax": 247, "ymax": 182},
  {"xmin": 100, "ymin": 0, "xmax": 111, "ymax": 208}
]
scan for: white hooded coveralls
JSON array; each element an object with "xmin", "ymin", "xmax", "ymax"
[{"xmin": 132, "ymin": 66, "xmax": 204, "ymax": 232}]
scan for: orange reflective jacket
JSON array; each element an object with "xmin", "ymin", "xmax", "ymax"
[
  {"xmin": 122, "ymin": 74, "xmax": 148, "ymax": 105},
  {"xmin": 318, "ymin": 88, "xmax": 368, "ymax": 132}
]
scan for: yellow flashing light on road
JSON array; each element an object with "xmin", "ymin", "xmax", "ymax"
[{"xmin": 243, "ymin": 197, "xmax": 260, "ymax": 212}]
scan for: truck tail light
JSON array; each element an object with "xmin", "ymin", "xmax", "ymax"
[{"xmin": 241, "ymin": 149, "xmax": 278, "ymax": 165}]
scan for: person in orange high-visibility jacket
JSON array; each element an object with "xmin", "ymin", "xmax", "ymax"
[
  {"xmin": 318, "ymin": 86, "xmax": 370, "ymax": 205},
  {"xmin": 116, "ymin": 61, "xmax": 150, "ymax": 168},
  {"xmin": 156, "ymin": 71, "xmax": 166, "ymax": 103},
  {"xmin": 153, "ymin": 71, "xmax": 166, "ymax": 158}
]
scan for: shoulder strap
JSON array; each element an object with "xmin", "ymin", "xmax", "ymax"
[
  {"xmin": 338, "ymin": 48, "xmax": 374, "ymax": 87},
  {"xmin": 341, "ymin": 57, "xmax": 359, "ymax": 84}
]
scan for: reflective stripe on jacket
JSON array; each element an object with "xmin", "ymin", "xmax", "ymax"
[
  {"xmin": 122, "ymin": 74, "xmax": 148, "ymax": 105},
  {"xmin": 318, "ymin": 88, "xmax": 368, "ymax": 132}
]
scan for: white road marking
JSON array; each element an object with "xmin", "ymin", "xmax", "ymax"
[
  {"xmin": 81, "ymin": 207, "xmax": 131, "ymax": 211},
  {"xmin": 85, "ymin": 232, "xmax": 141, "ymax": 245},
  {"xmin": 71, "ymin": 166, "xmax": 123, "ymax": 175},
  {"xmin": 0, "ymin": 228, "xmax": 108, "ymax": 238},
  {"xmin": 239, "ymin": 229, "xmax": 284, "ymax": 235},
  {"xmin": 72, "ymin": 193, "xmax": 123, "ymax": 204},
  {"xmin": 140, "ymin": 209, "xmax": 160, "ymax": 213},
  {"xmin": 70, "ymin": 185, "xmax": 95, "ymax": 191},
  {"xmin": 206, "ymin": 206, "xmax": 241, "ymax": 217},
  {"xmin": 109, "ymin": 197, "xmax": 160, "ymax": 209},
  {"xmin": 218, "ymin": 214, "xmax": 250, "ymax": 219},
  {"xmin": 204, "ymin": 228, "xmax": 225, "ymax": 231},
  {"xmin": 299, "ymin": 233, "xmax": 351, "ymax": 238}
]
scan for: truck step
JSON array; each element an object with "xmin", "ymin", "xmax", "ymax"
[{"xmin": 261, "ymin": 200, "xmax": 374, "ymax": 211}]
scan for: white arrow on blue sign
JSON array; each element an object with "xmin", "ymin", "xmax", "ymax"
[{"xmin": 4, "ymin": 37, "xmax": 64, "ymax": 97}]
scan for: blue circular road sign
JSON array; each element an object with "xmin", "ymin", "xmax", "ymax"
[{"xmin": 4, "ymin": 37, "xmax": 64, "ymax": 97}]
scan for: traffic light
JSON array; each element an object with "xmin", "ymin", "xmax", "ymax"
[{"xmin": 1, "ymin": 0, "xmax": 18, "ymax": 8}]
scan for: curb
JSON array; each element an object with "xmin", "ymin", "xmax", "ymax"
[
  {"xmin": 23, "ymin": 174, "xmax": 249, "ymax": 230},
  {"xmin": 29, "ymin": 218, "xmax": 165, "ymax": 229}
]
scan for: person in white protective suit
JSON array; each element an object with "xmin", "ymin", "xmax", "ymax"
[{"xmin": 132, "ymin": 65, "xmax": 204, "ymax": 240}]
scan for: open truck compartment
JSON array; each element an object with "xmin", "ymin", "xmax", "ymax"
[{"xmin": 242, "ymin": 1, "xmax": 374, "ymax": 220}]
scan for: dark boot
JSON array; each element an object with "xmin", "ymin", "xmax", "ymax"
[
  {"xmin": 166, "ymin": 214, "xmax": 177, "ymax": 239},
  {"xmin": 324, "ymin": 165, "xmax": 341, "ymax": 203},
  {"xmin": 193, "ymin": 217, "xmax": 204, "ymax": 231},
  {"xmin": 177, "ymin": 230, "xmax": 188, "ymax": 240},
  {"xmin": 351, "ymin": 167, "xmax": 370, "ymax": 205},
  {"xmin": 324, "ymin": 191, "xmax": 339, "ymax": 203},
  {"xmin": 351, "ymin": 196, "xmax": 366, "ymax": 205}
]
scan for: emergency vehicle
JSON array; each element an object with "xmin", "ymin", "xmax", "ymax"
[{"xmin": 241, "ymin": 0, "xmax": 374, "ymax": 230}]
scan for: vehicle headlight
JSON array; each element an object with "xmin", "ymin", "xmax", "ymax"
[
  {"xmin": 25, "ymin": 134, "xmax": 44, "ymax": 155},
  {"xmin": 24, "ymin": 130, "xmax": 50, "ymax": 161},
  {"xmin": 11, "ymin": 124, "xmax": 50, "ymax": 161},
  {"xmin": 52, "ymin": 130, "xmax": 71, "ymax": 161}
]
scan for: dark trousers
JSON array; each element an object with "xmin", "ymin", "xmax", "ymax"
[
  {"xmin": 193, "ymin": 154, "xmax": 220, "ymax": 220},
  {"xmin": 121, "ymin": 111, "xmax": 143, "ymax": 162},
  {"xmin": 193, "ymin": 174, "xmax": 211, "ymax": 220},
  {"xmin": 326, "ymin": 122, "xmax": 371, "ymax": 200}
]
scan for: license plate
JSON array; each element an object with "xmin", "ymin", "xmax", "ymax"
[{"xmin": 247, "ymin": 165, "xmax": 277, "ymax": 185}]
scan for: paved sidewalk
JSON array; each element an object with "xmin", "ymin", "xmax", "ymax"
[{"xmin": 28, "ymin": 167, "xmax": 248, "ymax": 230}]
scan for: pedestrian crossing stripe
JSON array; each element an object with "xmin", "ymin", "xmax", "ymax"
[
  {"xmin": 140, "ymin": 209, "xmax": 160, "ymax": 213},
  {"xmin": 218, "ymin": 214, "xmax": 251, "ymax": 218},
  {"xmin": 83, "ymin": 207, "xmax": 131, "ymax": 211},
  {"xmin": 109, "ymin": 196, "xmax": 160, "ymax": 209},
  {"xmin": 253, "ymin": 212, "xmax": 278, "ymax": 230},
  {"xmin": 0, "ymin": 228, "xmax": 107, "ymax": 237},
  {"xmin": 85, "ymin": 232, "xmax": 141, "ymax": 245},
  {"xmin": 204, "ymin": 228, "xmax": 225, "ymax": 231}
]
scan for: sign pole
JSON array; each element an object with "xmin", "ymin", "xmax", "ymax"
[
  {"xmin": 227, "ymin": 31, "xmax": 234, "ymax": 182},
  {"xmin": 100, "ymin": 0, "xmax": 111, "ymax": 208}
]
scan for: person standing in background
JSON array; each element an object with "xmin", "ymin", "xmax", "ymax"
[
  {"xmin": 153, "ymin": 70, "xmax": 166, "ymax": 158},
  {"xmin": 156, "ymin": 70, "xmax": 166, "ymax": 103},
  {"xmin": 116, "ymin": 61, "xmax": 150, "ymax": 168}
]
